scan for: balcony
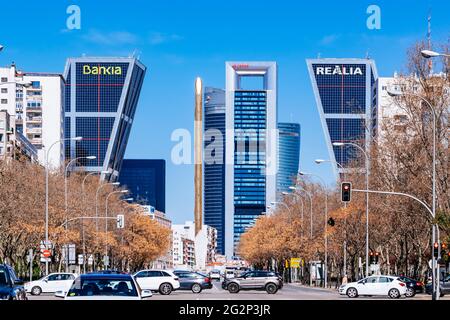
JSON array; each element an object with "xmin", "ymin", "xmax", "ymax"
[
  {"xmin": 26, "ymin": 106, "xmax": 42, "ymax": 112},
  {"xmin": 30, "ymin": 138, "xmax": 42, "ymax": 145},
  {"xmin": 27, "ymin": 128, "xmax": 42, "ymax": 135},
  {"xmin": 26, "ymin": 116, "xmax": 42, "ymax": 123}
]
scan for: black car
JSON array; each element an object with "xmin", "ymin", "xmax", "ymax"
[
  {"xmin": 425, "ymin": 274, "xmax": 450, "ymax": 297},
  {"xmin": 397, "ymin": 276, "xmax": 424, "ymax": 297},
  {"xmin": 173, "ymin": 271, "xmax": 213, "ymax": 293},
  {"xmin": 0, "ymin": 264, "xmax": 27, "ymax": 300},
  {"xmin": 88, "ymin": 270, "xmax": 128, "ymax": 275}
]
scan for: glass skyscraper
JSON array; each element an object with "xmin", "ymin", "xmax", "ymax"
[
  {"xmin": 118, "ymin": 159, "xmax": 166, "ymax": 212},
  {"xmin": 277, "ymin": 122, "xmax": 300, "ymax": 197},
  {"xmin": 306, "ymin": 58, "xmax": 377, "ymax": 179},
  {"xmin": 204, "ymin": 87, "xmax": 226, "ymax": 255},
  {"xmin": 225, "ymin": 62, "xmax": 277, "ymax": 259},
  {"xmin": 63, "ymin": 57, "xmax": 146, "ymax": 181}
]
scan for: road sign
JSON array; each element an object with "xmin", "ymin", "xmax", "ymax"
[
  {"xmin": 103, "ymin": 255, "xmax": 109, "ymax": 267},
  {"xmin": 42, "ymin": 250, "xmax": 51, "ymax": 258},
  {"xmin": 88, "ymin": 255, "xmax": 94, "ymax": 266},
  {"xmin": 290, "ymin": 258, "xmax": 301, "ymax": 268},
  {"xmin": 78, "ymin": 254, "xmax": 84, "ymax": 265}
]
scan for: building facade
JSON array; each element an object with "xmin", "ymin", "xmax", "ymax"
[
  {"xmin": 306, "ymin": 58, "xmax": 378, "ymax": 180},
  {"xmin": 225, "ymin": 62, "xmax": 278, "ymax": 259},
  {"xmin": 118, "ymin": 159, "xmax": 166, "ymax": 212},
  {"xmin": 0, "ymin": 109, "xmax": 38, "ymax": 162},
  {"xmin": 203, "ymin": 87, "xmax": 226, "ymax": 255},
  {"xmin": 0, "ymin": 65, "xmax": 64, "ymax": 168},
  {"xmin": 277, "ymin": 122, "xmax": 301, "ymax": 197},
  {"xmin": 63, "ymin": 57, "xmax": 146, "ymax": 181}
]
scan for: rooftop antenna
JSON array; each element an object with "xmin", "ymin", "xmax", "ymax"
[
  {"xmin": 317, "ymin": 52, "xmax": 321, "ymax": 59},
  {"xmin": 365, "ymin": 50, "xmax": 371, "ymax": 59}
]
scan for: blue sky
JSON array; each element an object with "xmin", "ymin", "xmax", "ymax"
[{"xmin": 1, "ymin": 0, "xmax": 448, "ymax": 224}]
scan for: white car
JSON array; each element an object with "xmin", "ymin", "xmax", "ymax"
[
  {"xmin": 55, "ymin": 274, "xmax": 152, "ymax": 300},
  {"xmin": 225, "ymin": 270, "xmax": 236, "ymax": 279},
  {"xmin": 133, "ymin": 269, "xmax": 180, "ymax": 295},
  {"xmin": 25, "ymin": 273, "xmax": 78, "ymax": 296},
  {"xmin": 339, "ymin": 275, "xmax": 407, "ymax": 299},
  {"xmin": 209, "ymin": 270, "xmax": 221, "ymax": 281}
]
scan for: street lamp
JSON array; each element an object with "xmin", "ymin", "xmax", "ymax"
[
  {"xmin": 0, "ymin": 45, "xmax": 3, "ymax": 52},
  {"xmin": 333, "ymin": 141, "xmax": 370, "ymax": 279},
  {"xmin": 387, "ymin": 87, "xmax": 440, "ymax": 299},
  {"xmin": 282, "ymin": 191, "xmax": 304, "ymax": 225},
  {"xmin": 104, "ymin": 190, "xmax": 129, "ymax": 268},
  {"xmin": 63, "ymin": 155, "xmax": 96, "ymax": 271},
  {"xmin": 421, "ymin": 50, "xmax": 450, "ymax": 58},
  {"xmin": 299, "ymin": 171, "xmax": 329, "ymax": 288},
  {"xmin": 96, "ymin": 182, "xmax": 120, "ymax": 231},
  {"xmin": 316, "ymin": 159, "xmax": 348, "ymax": 279},
  {"xmin": 289, "ymin": 186, "xmax": 313, "ymax": 238},
  {"xmin": 270, "ymin": 201, "xmax": 292, "ymax": 215},
  {"xmin": 43, "ymin": 136, "xmax": 82, "ymax": 275}
]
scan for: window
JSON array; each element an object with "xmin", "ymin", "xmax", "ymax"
[
  {"xmin": 67, "ymin": 277, "xmax": 138, "ymax": 297},
  {"xmin": 367, "ymin": 276, "xmax": 378, "ymax": 283},
  {"xmin": 1, "ymin": 77, "xmax": 7, "ymax": 83},
  {"xmin": 147, "ymin": 271, "xmax": 162, "ymax": 277},
  {"xmin": 0, "ymin": 267, "xmax": 9, "ymax": 285},
  {"xmin": 31, "ymin": 81, "xmax": 40, "ymax": 89},
  {"xmin": 1, "ymin": 99, "xmax": 7, "ymax": 104},
  {"xmin": 379, "ymin": 277, "xmax": 390, "ymax": 283},
  {"xmin": 135, "ymin": 271, "xmax": 148, "ymax": 278},
  {"xmin": 1, "ymin": 88, "xmax": 7, "ymax": 93},
  {"xmin": 161, "ymin": 271, "xmax": 172, "ymax": 277}
]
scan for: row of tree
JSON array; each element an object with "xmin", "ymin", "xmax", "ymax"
[
  {"xmin": 0, "ymin": 159, "xmax": 171, "ymax": 278},
  {"xmin": 238, "ymin": 41, "xmax": 449, "ymax": 285}
]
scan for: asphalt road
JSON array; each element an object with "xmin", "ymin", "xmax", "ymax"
[{"xmin": 26, "ymin": 280, "xmax": 445, "ymax": 301}]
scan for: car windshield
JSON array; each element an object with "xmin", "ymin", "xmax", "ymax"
[
  {"xmin": 67, "ymin": 277, "xmax": 138, "ymax": 297},
  {"xmin": 0, "ymin": 267, "xmax": 8, "ymax": 286}
]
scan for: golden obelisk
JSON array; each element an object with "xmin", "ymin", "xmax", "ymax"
[{"xmin": 194, "ymin": 77, "xmax": 203, "ymax": 236}]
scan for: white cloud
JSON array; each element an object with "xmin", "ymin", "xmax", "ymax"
[
  {"xmin": 149, "ymin": 32, "xmax": 182, "ymax": 45},
  {"xmin": 319, "ymin": 34, "xmax": 341, "ymax": 45},
  {"xmin": 82, "ymin": 29, "xmax": 139, "ymax": 46}
]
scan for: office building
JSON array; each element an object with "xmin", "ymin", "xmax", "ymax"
[
  {"xmin": 277, "ymin": 122, "xmax": 301, "ymax": 197},
  {"xmin": 306, "ymin": 58, "xmax": 378, "ymax": 180},
  {"xmin": 63, "ymin": 57, "xmax": 146, "ymax": 181},
  {"xmin": 203, "ymin": 87, "xmax": 226, "ymax": 255},
  {"xmin": 225, "ymin": 62, "xmax": 278, "ymax": 259},
  {"xmin": 0, "ymin": 65, "xmax": 64, "ymax": 168},
  {"xmin": 172, "ymin": 221, "xmax": 217, "ymax": 270},
  {"xmin": 118, "ymin": 159, "xmax": 165, "ymax": 212}
]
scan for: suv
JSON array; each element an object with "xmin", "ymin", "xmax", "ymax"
[
  {"xmin": 133, "ymin": 269, "xmax": 180, "ymax": 295},
  {"xmin": 0, "ymin": 264, "xmax": 27, "ymax": 300},
  {"xmin": 222, "ymin": 270, "xmax": 282, "ymax": 294},
  {"xmin": 425, "ymin": 274, "xmax": 450, "ymax": 297}
]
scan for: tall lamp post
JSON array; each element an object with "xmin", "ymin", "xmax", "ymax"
[
  {"xmin": 44, "ymin": 136, "xmax": 82, "ymax": 275},
  {"xmin": 315, "ymin": 159, "xmax": 348, "ymax": 280},
  {"xmin": 387, "ymin": 86, "xmax": 439, "ymax": 300},
  {"xmin": 289, "ymin": 186, "xmax": 313, "ymax": 238},
  {"xmin": 63, "ymin": 155, "xmax": 96, "ymax": 271},
  {"xmin": 333, "ymin": 141, "xmax": 369, "ymax": 279},
  {"xmin": 96, "ymin": 182, "xmax": 120, "ymax": 231},
  {"xmin": 104, "ymin": 190, "xmax": 129, "ymax": 268},
  {"xmin": 299, "ymin": 171, "xmax": 328, "ymax": 288},
  {"xmin": 282, "ymin": 192, "xmax": 304, "ymax": 231}
]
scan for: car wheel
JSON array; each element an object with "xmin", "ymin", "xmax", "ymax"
[
  {"xmin": 265, "ymin": 283, "xmax": 278, "ymax": 294},
  {"xmin": 405, "ymin": 287, "xmax": 416, "ymax": 298},
  {"xmin": 191, "ymin": 283, "xmax": 202, "ymax": 294},
  {"xmin": 228, "ymin": 283, "xmax": 240, "ymax": 294},
  {"xmin": 346, "ymin": 287, "xmax": 358, "ymax": 298},
  {"xmin": 31, "ymin": 286, "xmax": 42, "ymax": 296},
  {"xmin": 159, "ymin": 283, "xmax": 173, "ymax": 295},
  {"xmin": 388, "ymin": 288, "xmax": 400, "ymax": 299}
]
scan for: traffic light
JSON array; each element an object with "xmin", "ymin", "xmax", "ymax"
[
  {"xmin": 341, "ymin": 182, "xmax": 352, "ymax": 202},
  {"xmin": 117, "ymin": 214, "xmax": 125, "ymax": 229},
  {"xmin": 369, "ymin": 251, "xmax": 374, "ymax": 264},
  {"xmin": 375, "ymin": 252, "xmax": 380, "ymax": 264},
  {"xmin": 327, "ymin": 217, "xmax": 335, "ymax": 227},
  {"xmin": 433, "ymin": 242, "xmax": 439, "ymax": 258}
]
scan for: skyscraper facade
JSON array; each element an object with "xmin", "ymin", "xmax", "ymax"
[
  {"xmin": 63, "ymin": 57, "xmax": 146, "ymax": 181},
  {"xmin": 306, "ymin": 58, "xmax": 378, "ymax": 180},
  {"xmin": 203, "ymin": 87, "xmax": 226, "ymax": 255},
  {"xmin": 277, "ymin": 122, "xmax": 300, "ymax": 197},
  {"xmin": 225, "ymin": 62, "xmax": 278, "ymax": 259},
  {"xmin": 118, "ymin": 159, "xmax": 165, "ymax": 212}
]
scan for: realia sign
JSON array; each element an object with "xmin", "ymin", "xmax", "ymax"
[
  {"xmin": 83, "ymin": 65, "xmax": 122, "ymax": 75},
  {"xmin": 316, "ymin": 65, "xmax": 363, "ymax": 76}
]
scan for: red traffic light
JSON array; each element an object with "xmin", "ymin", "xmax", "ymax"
[
  {"xmin": 434, "ymin": 242, "xmax": 439, "ymax": 248},
  {"xmin": 370, "ymin": 252, "xmax": 374, "ymax": 256},
  {"xmin": 442, "ymin": 243, "xmax": 447, "ymax": 249},
  {"xmin": 375, "ymin": 252, "xmax": 379, "ymax": 256}
]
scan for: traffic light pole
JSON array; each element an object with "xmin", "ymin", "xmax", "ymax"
[{"xmin": 352, "ymin": 188, "xmax": 439, "ymax": 300}]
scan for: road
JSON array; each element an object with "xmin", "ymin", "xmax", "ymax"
[{"xmin": 27, "ymin": 280, "xmax": 445, "ymax": 300}]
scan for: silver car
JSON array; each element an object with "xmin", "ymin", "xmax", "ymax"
[{"xmin": 223, "ymin": 270, "xmax": 282, "ymax": 294}]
